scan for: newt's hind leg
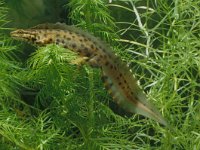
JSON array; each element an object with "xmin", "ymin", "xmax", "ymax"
[{"xmin": 87, "ymin": 55, "xmax": 102, "ymax": 67}]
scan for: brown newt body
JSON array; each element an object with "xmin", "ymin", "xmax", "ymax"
[{"xmin": 11, "ymin": 22, "xmax": 167, "ymax": 126}]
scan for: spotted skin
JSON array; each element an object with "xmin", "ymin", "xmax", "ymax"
[{"xmin": 11, "ymin": 22, "xmax": 167, "ymax": 126}]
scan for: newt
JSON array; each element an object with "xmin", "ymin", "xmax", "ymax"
[{"xmin": 11, "ymin": 22, "xmax": 167, "ymax": 126}]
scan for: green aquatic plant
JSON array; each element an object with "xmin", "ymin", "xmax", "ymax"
[{"xmin": 0, "ymin": 0, "xmax": 200, "ymax": 149}]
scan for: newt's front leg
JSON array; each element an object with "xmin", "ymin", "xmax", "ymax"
[
  {"xmin": 70, "ymin": 57, "xmax": 89, "ymax": 66},
  {"xmin": 71, "ymin": 55, "xmax": 101, "ymax": 68}
]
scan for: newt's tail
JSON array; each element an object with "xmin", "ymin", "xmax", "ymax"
[{"xmin": 101, "ymin": 64, "xmax": 167, "ymax": 126}]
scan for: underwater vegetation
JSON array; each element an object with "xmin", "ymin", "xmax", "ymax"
[{"xmin": 0, "ymin": 0, "xmax": 200, "ymax": 149}]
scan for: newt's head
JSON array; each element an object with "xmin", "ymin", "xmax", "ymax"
[
  {"xmin": 10, "ymin": 28, "xmax": 56, "ymax": 46},
  {"xmin": 11, "ymin": 29, "xmax": 39, "ymax": 43}
]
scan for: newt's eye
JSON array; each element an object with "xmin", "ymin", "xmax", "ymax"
[
  {"xmin": 31, "ymin": 37, "xmax": 37, "ymax": 42},
  {"xmin": 17, "ymin": 30, "xmax": 23, "ymax": 34}
]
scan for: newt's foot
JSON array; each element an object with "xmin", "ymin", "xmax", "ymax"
[{"xmin": 70, "ymin": 57, "xmax": 89, "ymax": 66}]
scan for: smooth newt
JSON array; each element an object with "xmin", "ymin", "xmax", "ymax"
[{"xmin": 11, "ymin": 22, "xmax": 167, "ymax": 126}]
